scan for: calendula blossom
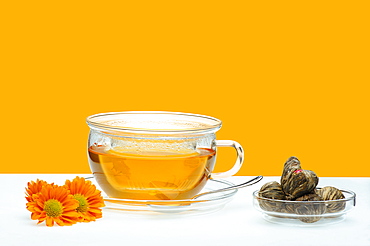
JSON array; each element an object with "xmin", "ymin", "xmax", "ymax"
[
  {"xmin": 64, "ymin": 176, "xmax": 105, "ymax": 222},
  {"xmin": 25, "ymin": 179, "xmax": 50, "ymax": 203},
  {"xmin": 26, "ymin": 184, "xmax": 80, "ymax": 227},
  {"xmin": 25, "ymin": 176, "xmax": 105, "ymax": 226}
]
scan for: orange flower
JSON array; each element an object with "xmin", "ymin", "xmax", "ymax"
[
  {"xmin": 25, "ymin": 179, "xmax": 49, "ymax": 203},
  {"xmin": 26, "ymin": 184, "xmax": 80, "ymax": 227},
  {"xmin": 64, "ymin": 177, "xmax": 105, "ymax": 222}
]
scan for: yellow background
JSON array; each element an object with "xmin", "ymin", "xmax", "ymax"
[{"xmin": 1, "ymin": 1, "xmax": 369, "ymax": 177}]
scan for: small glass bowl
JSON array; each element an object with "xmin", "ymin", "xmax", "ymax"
[{"xmin": 253, "ymin": 188, "xmax": 356, "ymax": 226}]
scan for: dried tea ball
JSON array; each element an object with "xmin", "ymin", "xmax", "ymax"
[
  {"xmin": 283, "ymin": 156, "xmax": 301, "ymax": 172},
  {"xmin": 316, "ymin": 186, "xmax": 346, "ymax": 213},
  {"xmin": 316, "ymin": 186, "xmax": 344, "ymax": 200},
  {"xmin": 259, "ymin": 181, "xmax": 286, "ymax": 200},
  {"xmin": 281, "ymin": 169, "xmax": 319, "ymax": 200},
  {"xmin": 258, "ymin": 181, "xmax": 286, "ymax": 212},
  {"xmin": 281, "ymin": 157, "xmax": 301, "ymax": 186},
  {"xmin": 295, "ymin": 193, "xmax": 326, "ymax": 223}
]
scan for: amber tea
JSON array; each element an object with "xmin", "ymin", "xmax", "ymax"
[
  {"xmin": 86, "ymin": 111, "xmax": 244, "ymax": 201},
  {"xmin": 88, "ymin": 145, "xmax": 216, "ymax": 200}
]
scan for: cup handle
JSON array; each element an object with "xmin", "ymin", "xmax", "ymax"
[{"xmin": 211, "ymin": 140, "xmax": 244, "ymax": 179}]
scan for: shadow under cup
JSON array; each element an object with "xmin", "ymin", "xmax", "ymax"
[{"xmin": 86, "ymin": 111, "xmax": 244, "ymax": 200}]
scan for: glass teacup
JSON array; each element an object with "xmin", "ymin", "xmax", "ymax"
[{"xmin": 86, "ymin": 111, "xmax": 244, "ymax": 200}]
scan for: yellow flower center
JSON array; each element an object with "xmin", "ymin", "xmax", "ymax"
[
  {"xmin": 73, "ymin": 194, "xmax": 89, "ymax": 213},
  {"xmin": 44, "ymin": 199, "xmax": 63, "ymax": 217}
]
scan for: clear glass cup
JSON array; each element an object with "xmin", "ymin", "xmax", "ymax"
[{"xmin": 86, "ymin": 111, "xmax": 244, "ymax": 200}]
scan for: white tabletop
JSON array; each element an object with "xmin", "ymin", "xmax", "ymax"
[{"xmin": 1, "ymin": 174, "xmax": 369, "ymax": 246}]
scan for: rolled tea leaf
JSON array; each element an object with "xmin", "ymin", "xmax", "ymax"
[
  {"xmin": 281, "ymin": 169, "xmax": 319, "ymax": 200},
  {"xmin": 258, "ymin": 181, "xmax": 286, "ymax": 212},
  {"xmin": 280, "ymin": 156, "xmax": 302, "ymax": 188},
  {"xmin": 283, "ymin": 156, "xmax": 301, "ymax": 171},
  {"xmin": 259, "ymin": 181, "xmax": 286, "ymax": 200},
  {"xmin": 316, "ymin": 186, "xmax": 344, "ymax": 200},
  {"xmin": 295, "ymin": 193, "xmax": 326, "ymax": 223},
  {"xmin": 316, "ymin": 186, "xmax": 345, "ymax": 213}
]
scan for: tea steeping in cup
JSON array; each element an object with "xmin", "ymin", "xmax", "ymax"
[{"xmin": 87, "ymin": 111, "xmax": 244, "ymax": 200}]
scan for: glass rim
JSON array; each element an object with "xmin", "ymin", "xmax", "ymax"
[
  {"xmin": 252, "ymin": 189, "xmax": 356, "ymax": 203},
  {"xmin": 86, "ymin": 111, "xmax": 222, "ymax": 135}
]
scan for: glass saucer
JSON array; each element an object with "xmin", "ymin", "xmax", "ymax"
[{"xmin": 98, "ymin": 179, "xmax": 237, "ymax": 215}]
